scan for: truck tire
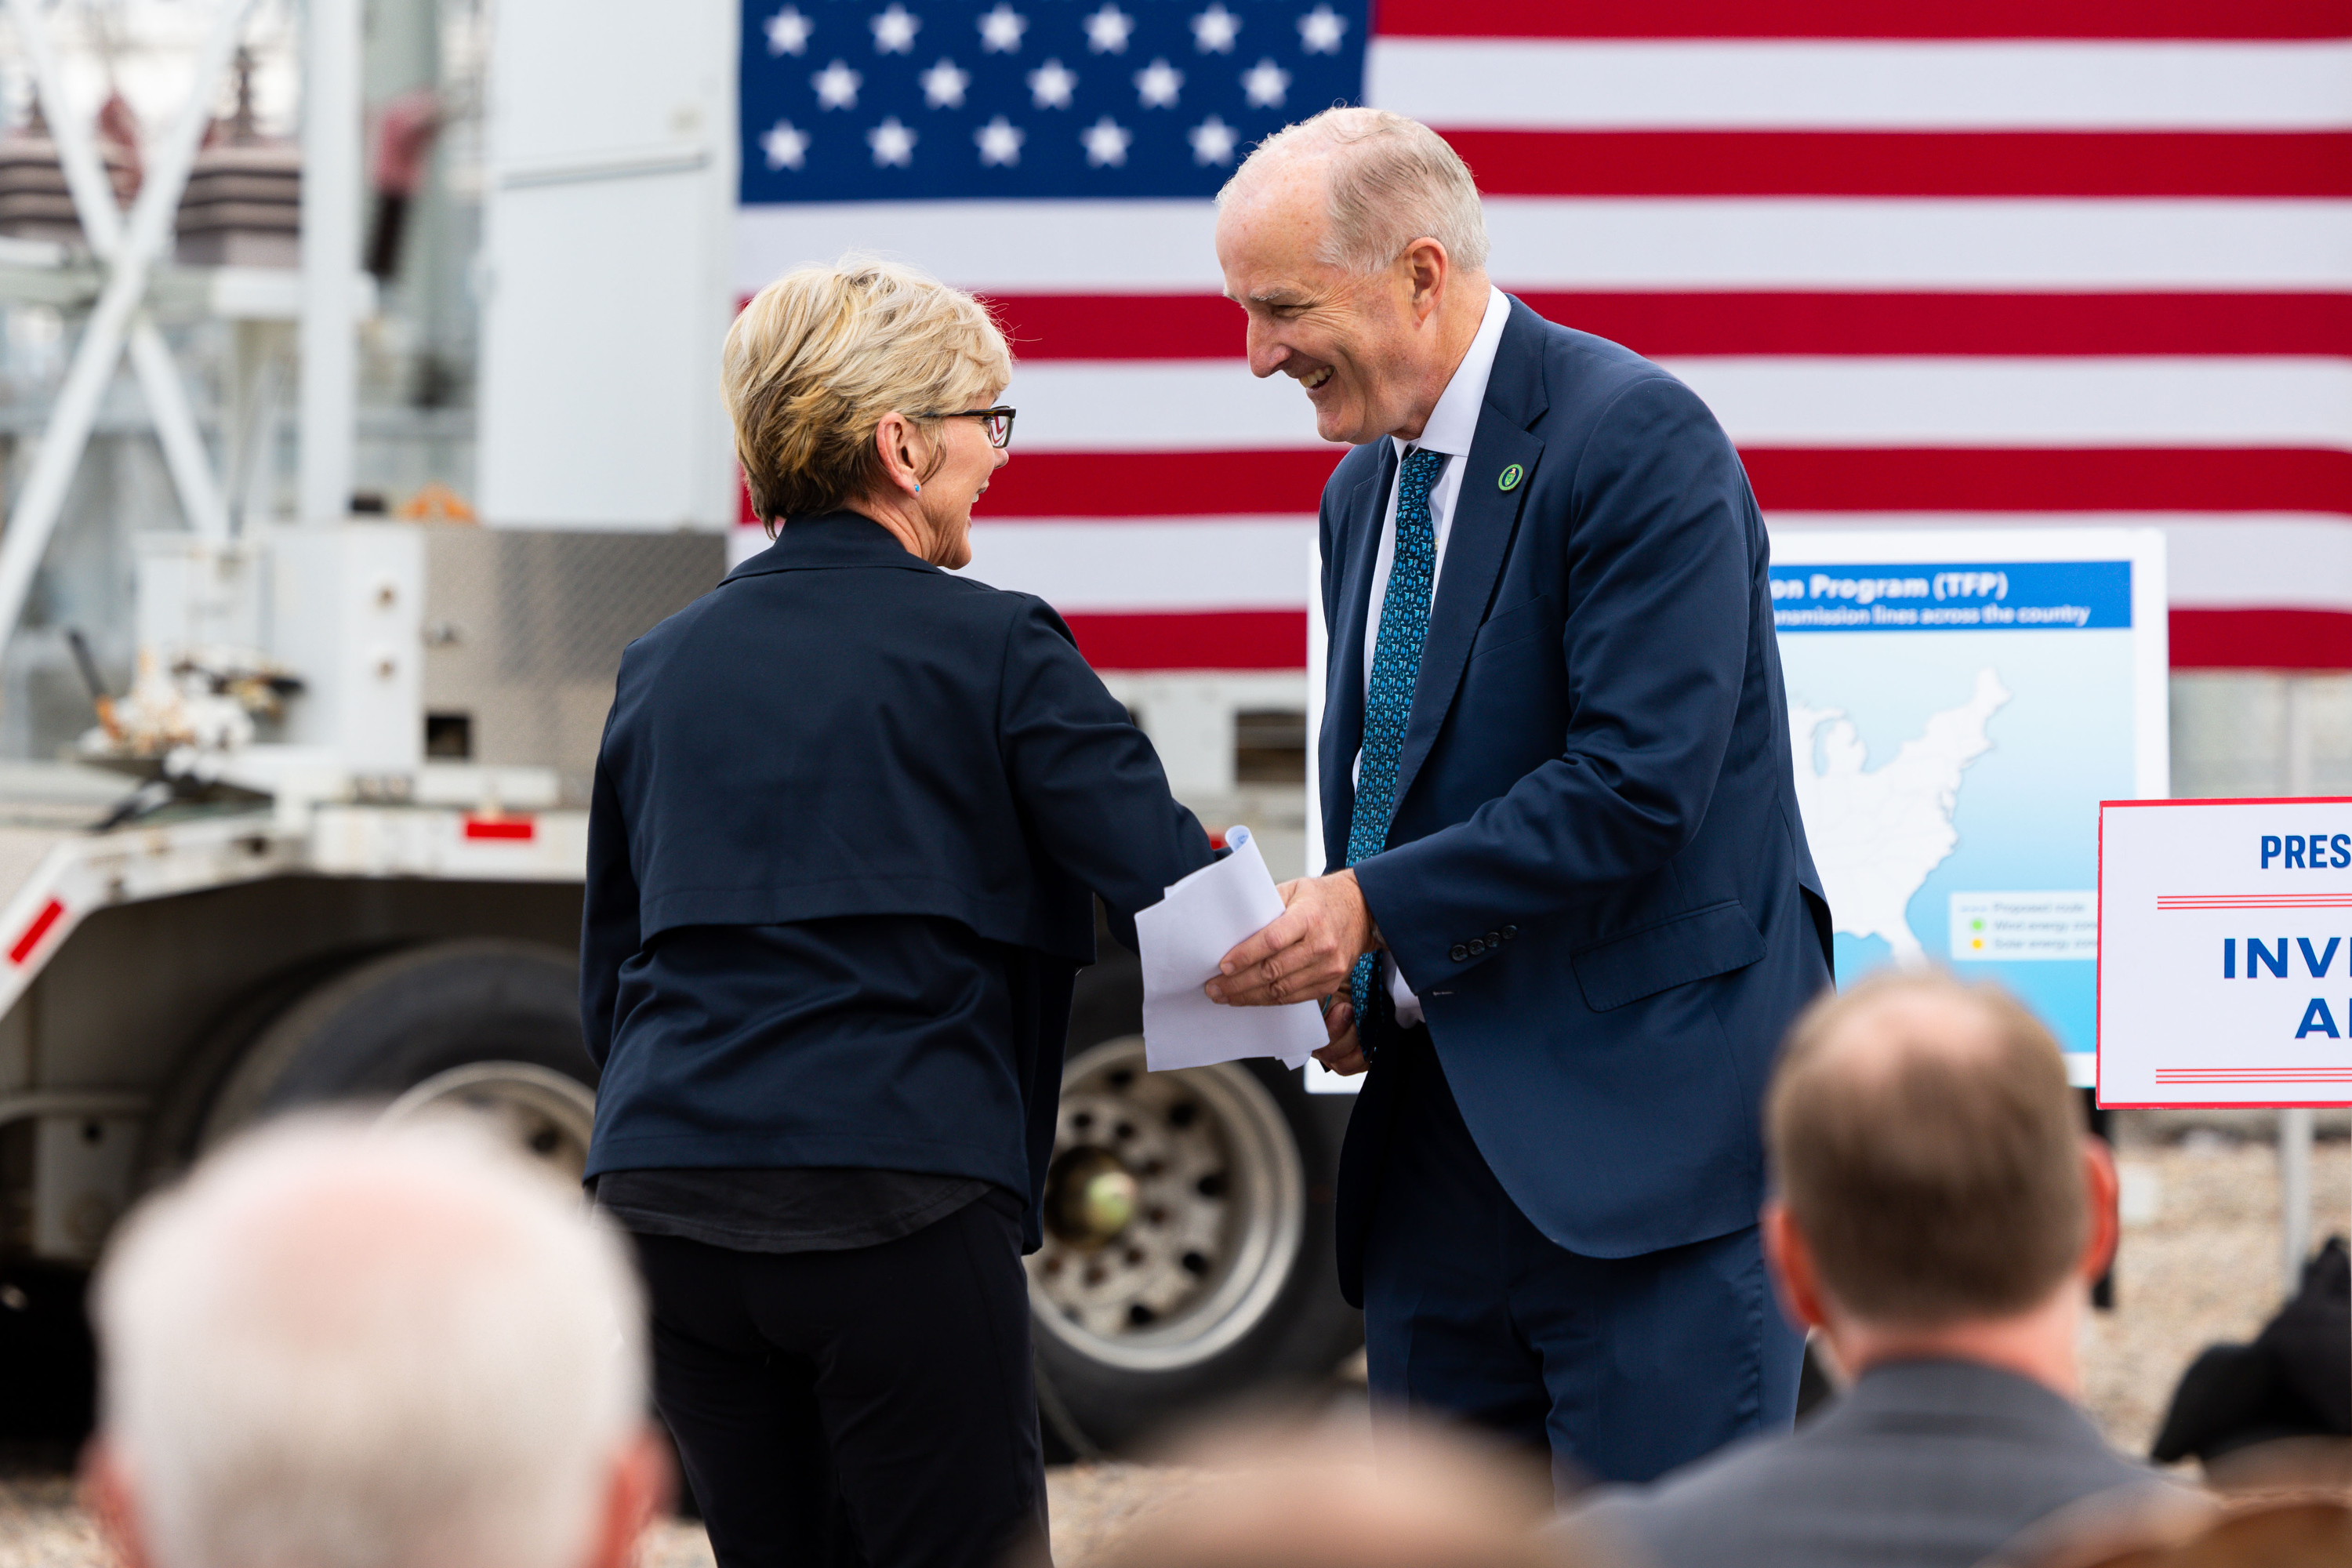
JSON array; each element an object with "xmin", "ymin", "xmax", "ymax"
[
  {"xmin": 189, "ymin": 939, "xmax": 597, "ymax": 1180},
  {"xmin": 1029, "ymin": 951, "xmax": 1363, "ymax": 1454}
]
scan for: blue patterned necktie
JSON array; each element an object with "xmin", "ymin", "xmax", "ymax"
[{"xmin": 1345, "ymin": 446, "xmax": 1447, "ymax": 1031}]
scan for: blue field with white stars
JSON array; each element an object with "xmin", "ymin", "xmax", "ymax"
[{"xmin": 741, "ymin": 1, "xmax": 1371, "ymax": 203}]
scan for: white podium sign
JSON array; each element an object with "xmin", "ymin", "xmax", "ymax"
[{"xmin": 2099, "ymin": 798, "xmax": 2352, "ymax": 1107}]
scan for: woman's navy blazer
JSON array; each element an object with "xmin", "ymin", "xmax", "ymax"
[{"xmin": 580, "ymin": 514, "xmax": 1214, "ymax": 1243}]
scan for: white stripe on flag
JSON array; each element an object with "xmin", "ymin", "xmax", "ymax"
[
  {"xmin": 1368, "ymin": 41, "xmax": 2352, "ymax": 130},
  {"xmin": 998, "ymin": 358, "xmax": 2352, "ymax": 452},
  {"xmin": 738, "ymin": 201, "xmax": 1225, "ymax": 295},
  {"xmin": 1666, "ymin": 358, "xmax": 2352, "ymax": 450},
  {"xmin": 999, "ymin": 362, "xmax": 1327, "ymax": 450},
  {"xmin": 743, "ymin": 199, "xmax": 2352, "ymax": 295},
  {"xmin": 960, "ymin": 518, "xmax": 1317, "ymax": 610},
  {"xmin": 1483, "ymin": 199, "xmax": 2352, "ymax": 290}
]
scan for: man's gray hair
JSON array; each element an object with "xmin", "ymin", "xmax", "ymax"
[
  {"xmin": 1218, "ymin": 107, "xmax": 1490, "ymax": 274},
  {"xmin": 93, "ymin": 1116, "xmax": 648, "ymax": 1568}
]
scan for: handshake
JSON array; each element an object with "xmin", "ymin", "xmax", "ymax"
[{"xmin": 1156, "ymin": 856, "xmax": 1382, "ymax": 1079}]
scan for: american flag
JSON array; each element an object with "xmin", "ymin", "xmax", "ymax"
[{"xmin": 738, "ymin": 0, "xmax": 2352, "ymax": 673}]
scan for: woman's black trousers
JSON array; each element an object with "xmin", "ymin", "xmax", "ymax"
[{"xmin": 631, "ymin": 1198, "xmax": 1047, "ymax": 1568}]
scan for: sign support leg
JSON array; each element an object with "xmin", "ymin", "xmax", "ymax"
[{"xmin": 2283, "ymin": 1106, "xmax": 2314, "ymax": 1296}]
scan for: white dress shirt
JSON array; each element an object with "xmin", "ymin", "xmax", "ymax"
[{"xmin": 1352, "ymin": 285, "xmax": 1511, "ymax": 1025}]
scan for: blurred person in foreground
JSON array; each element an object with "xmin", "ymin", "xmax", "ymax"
[
  {"xmin": 1556, "ymin": 971, "xmax": 2194, "ymax": 1568},
  {"xmin": 1093, "ymin": 1424, "xmax": 1560, "ymax": 1568},
  {"xmin": 80, "ymin": 1116, "xmax": 666, "ymax": 1568},
  {"xmin": 1205, "ymin": 105, "xmax": 1831, "ymax": 1486},
  {"xmin": 581, "ymin": 255, "xmax": 1214, "ymax": 1566}
]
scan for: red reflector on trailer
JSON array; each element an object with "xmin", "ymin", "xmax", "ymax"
[
  {"xmin": 463, "ymin": 818, "xmax": 535, "ymax": 842},
  {"xmin": 10, "ymin": 898, "xmax": 65, "ymax": 965}
]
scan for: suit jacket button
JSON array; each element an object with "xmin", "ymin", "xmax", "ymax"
[
  {"xmin": 1468, "ymin": 938, "xmax": 1486, "ymax": 956},
  {"xmin": 1502, "ymin": 925, "xmax": 1517, "ymax": 940},
  {"xmin": 1485, "ymin": 930, "xmax": 1502, "ymax": 947},
  {"xmin": 1450, "ymin": 943, "xmax": 1469, "ymax": 962}
]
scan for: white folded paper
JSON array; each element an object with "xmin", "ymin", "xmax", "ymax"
[{"xmin": 1135, "ymin": 825, "xmax": 1327, "ymax": 1073}]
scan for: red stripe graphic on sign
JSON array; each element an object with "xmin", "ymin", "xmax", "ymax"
[
  {"xmin": 463, "ymin": 818, "xmax": 536, "ymax": 842},
  {"xmin": 9, "ymin": 898, "xmax": 64, "ymax": 966},
  {"xmin": 2158, "ymin": 895, "xmax": 2352, "ymax": 908},
  {"xmin": 1373, "ymin": 0, "xmax": 2352, "ymax": 39},
  {"xmin": 1442, "ymin": 131, "xmax": 2352, "ymax": 199}
]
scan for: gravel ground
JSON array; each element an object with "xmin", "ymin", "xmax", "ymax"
[{"xmin": 2, "ymin": 1119, "xmax": 2339, "ymax": 1566}]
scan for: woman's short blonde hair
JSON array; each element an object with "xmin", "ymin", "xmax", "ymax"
[{"xmin": 723, "ymin": 255, "xmax": 1012, "ymax": 528}]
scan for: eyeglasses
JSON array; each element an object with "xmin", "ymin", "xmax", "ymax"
[{"xmin": 924, "ymin": 405, "xmax": 1016, "ymax": 448}]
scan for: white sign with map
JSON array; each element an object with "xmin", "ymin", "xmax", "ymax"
[{"xmin": 1771, "ymin": 528, "xmax": 2169, "ymax": 1084}]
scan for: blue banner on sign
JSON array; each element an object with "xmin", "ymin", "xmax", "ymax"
[{"xmin": 1769, "ymin": 561, "xmax": 2132, "ymax": 633}]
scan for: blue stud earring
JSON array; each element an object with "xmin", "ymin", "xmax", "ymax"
[{"xmin": 914, "ymin": 484, "xmax": 922, "ymax": 494}]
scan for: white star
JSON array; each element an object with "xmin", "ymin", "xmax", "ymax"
[
  {"xmin": 867, "ymin": 115, "xmax": 917, "ymax": 166},
  {"xmin": 1240, "ymin": 56, "xmax": 1290, "ymax": 109},
  {"xmin": 761, "ymin": 119, "xmax": 811, "ymax": 169},
  {"xmin": 1027, "ymin": 57, "xmax": 1077, "ymax": 110},
  {"xmin": 1134, "ymin": 57, "xmax": 1183, "ymax": 109},
  {"xmin": 812, "ymin": 59, "xmax": 862, "ymax": 110},
  {"xmin": 1297, "ymin": 4, "xmax": 1347, "ymax": 54},
  {"xmin": 764, "ymin": 5, "xmax": 813, "ymax": 56},
  {"xmin": 1083, "ymin": 4, "xmax": 1134, "ymax": 54},
  {"xmin": 1188, "ymin": 114, "xmax": 1237, "ymax": 165},
  {"xmin": 1191, "ymin": 4, "xmax": 1240, "ymax": 53},
  {"xmin": 870, "ymin": 3, "xmax": 919, "ymax": 53},
  {"xmin": 1080, "ymin": 114, "xmax": 1131, "ymax": 168},
  {"xmin": 975, "ymin": 114, "xmax": 1025, "ymax": 166},
  {"xmin": 920, "ymin": 57, "xmax": 972, "ymax": 108},
  {"xmin": 978, "ymin": 3, "xmax": 1026, "ymax": 53}
]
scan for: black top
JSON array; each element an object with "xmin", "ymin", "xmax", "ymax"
[
  {"xmin": 594, "ymin": 1167, "xmax": 995, "ymax": 1253},
  {"xmin": 580, "ymin": 516, "xmax": 1214, "ymax": 1250},
  {"xmin": 1560, "ymin": 1359, "xmax": 2178, "ymax": 1568}
]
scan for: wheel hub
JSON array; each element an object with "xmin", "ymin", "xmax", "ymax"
[
  {"xmin": 1027, "ymin": 1038, "xmax": 1304, "ymax": 1372},
  {"xmin": 377, "ymin": 1061, "xmax": 597, "ymax": 1181}
]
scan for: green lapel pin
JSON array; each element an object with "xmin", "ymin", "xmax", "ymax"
[{"xmin": 1497, "ymin": 463, "xmax": 1525, "ymax": 492}]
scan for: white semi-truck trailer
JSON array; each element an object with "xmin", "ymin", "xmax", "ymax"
[{"xmin": 0, "ymin": 0, "xmax": 1358, "ymax": 1452}]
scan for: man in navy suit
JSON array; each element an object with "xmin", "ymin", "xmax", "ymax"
[{"xmin": 1207, "ymin": 108, "xmax": 1835, "ymax": 1489}]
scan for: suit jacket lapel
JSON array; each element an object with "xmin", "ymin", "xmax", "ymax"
[
  {"xmin": 1320, "ymin": 445, "xmax": 1395, "ymax": 873},
  {"xmin": 1390, "ymin": 302, "xmax": 1552, "ymax": 818}
]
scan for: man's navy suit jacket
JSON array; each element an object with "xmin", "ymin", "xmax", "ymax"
[{"xmin": 1325, "ymin": 296, "xmax": 1835, "ymax": 1300}]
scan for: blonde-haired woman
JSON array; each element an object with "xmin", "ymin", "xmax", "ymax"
[{"xmin": 579, "ymin": 258, "xmax": 1214, "ymax": 1566}]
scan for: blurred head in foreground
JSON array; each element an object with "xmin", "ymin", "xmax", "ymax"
[
  {"xmin": 1094, "ymin": 1425, "xmax": 1563, "ymax": 1568},
  {"xmin": 83, "ymin": 1116, "xmax": 666, "ymax": 1568},
  {"xmin": 1766, "ymin": 969, "xmax": 2118, "ymax": 1388}
]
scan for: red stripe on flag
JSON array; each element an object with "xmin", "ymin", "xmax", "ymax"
[
  {"xmin": 979, "ymin": 449, "xmax": 1342, "ymax": 517},
  {"xmin": 987, "ymin": 293, "xmax": 1246, "ymax": 360},
  {"xmin": 982, "ymin": 448, "xmax": 2352, "ymax": 519},
  {"xmin": 463, "ymin": 817, "xmax": 536, "ymax": 841},
  {"xmin": 1523, "ymin": 292, "xmax": 2352, "ymax": 359},
  {"xmin": 989, "ymin": 291, "xmax": 2352, "ymax": 361},
  {"xmin": 1374, "ymin": 0, "xmax": 2352, "ymax": 39},
  {"xmin": 1740, "ymin": 448, "xmax": 2352, "ymax": 515},
  {"xmin": 1443, "ymin": 130, "xmax": 2352, "ymax": 198},
  {"xmin": 10, "ymin": 898, "xmax": 64, "ymax": 966},
  {"xmin": 1052, "ymin": 606, "xmax": 2352, "ymax": 674},
  {"xmin": 1062, "ymin": 611, "xmax": 1305, "ymax": 670},
  {"xmin": 2172, "ymin": 608, "xmax": 2352, "ymax": 670}
]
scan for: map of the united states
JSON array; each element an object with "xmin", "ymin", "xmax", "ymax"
[{"xmin": 1790, "ymin": 668, "xmax": 2012, "ymax": 962}]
